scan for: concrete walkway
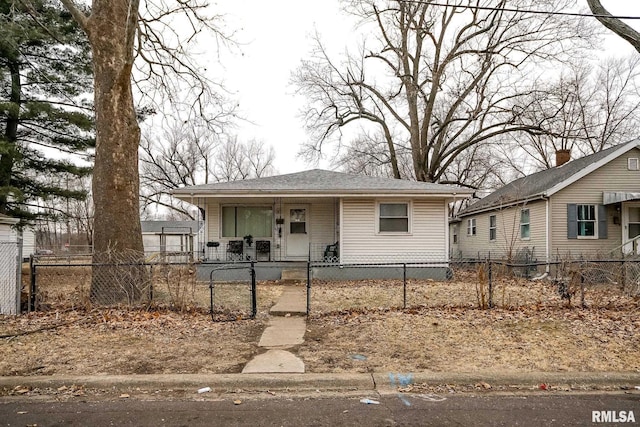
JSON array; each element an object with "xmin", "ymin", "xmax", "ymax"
[{"xmin": 242, "ymin": 285, "xmax": 307, "ymax": 374}]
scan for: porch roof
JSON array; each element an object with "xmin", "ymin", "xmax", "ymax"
[{"xmin": 172, "ymin": 169, "xmax": 472, "ymax": 199}]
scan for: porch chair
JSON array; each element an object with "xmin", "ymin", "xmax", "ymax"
[
  {"xmin": 323, "ymin": 242, "xmax": 339, "ymax": 262},
  {"xmin": 255, "ymin": 240, "xmax": 271, "ymax": 261},
  {"xmin": 226, "ymin": 240, "xmax": 243, "ymax": 261}
]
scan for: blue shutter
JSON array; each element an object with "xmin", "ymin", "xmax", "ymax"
[
  {"xmin": 567, "ymin": 204, "xmax": 577, "ymax": 239},
  {"xmin": 598, "ymin": 205, "xmax": 607, "ymax": 240}
]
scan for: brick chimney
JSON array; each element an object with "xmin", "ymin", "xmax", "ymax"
[{"xmin": 555, "ymin": 149, "xmax": 570, "ymax": 167}]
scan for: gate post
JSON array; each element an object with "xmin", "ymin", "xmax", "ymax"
[
  {"xmin": 29, "ymin": 255, "xmax": 36, "ymax": 312},
  {"xmin": 250, "ymin": 261, "xmax": 257, "ymax": 318}
]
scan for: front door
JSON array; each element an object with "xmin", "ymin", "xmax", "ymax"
[
  {"xmin": 623, "ymin": 203, "xmax": 640, "ymax": 254},
  {"xmin": 285, "ymin": 205, "xmax": 309, "ymax": 258}
]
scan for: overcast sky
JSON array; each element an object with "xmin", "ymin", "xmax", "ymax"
[{"xmin": 217, "ymin": 1, "xmax": 640, "ymax": 175}]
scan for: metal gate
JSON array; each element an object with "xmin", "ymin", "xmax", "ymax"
[{"xmin": 208, "ymin": 262, "xmax": 256, "ymax": 321}]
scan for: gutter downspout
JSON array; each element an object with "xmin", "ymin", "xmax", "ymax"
[{"xmin": 544, "ymin": 196, "xmax": 550, "ymax": 274}]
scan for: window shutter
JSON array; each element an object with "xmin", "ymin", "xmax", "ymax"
[
  {"xmin": 567, "ymin": 204, "xmax": 577, "ymax": 239},
  {"xmin": 598, "ymin": 205, "xmax": 607, "ymax": 240}
]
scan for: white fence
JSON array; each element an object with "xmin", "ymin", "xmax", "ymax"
[{"xmin": 0, "ymin": 241, "xmax": 21, "ymax": 314}]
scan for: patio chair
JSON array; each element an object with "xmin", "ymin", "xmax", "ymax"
[
  {"xmin": 255, "ymin": 240, "xmax": 271, "ymax": 261},
  {"xmin": 323, "ymin": 242, "xmax": 339, "ymax": 262},
  {"xmin": 226, "ymin": 240, "xmax": 243, "ymax": 261}
]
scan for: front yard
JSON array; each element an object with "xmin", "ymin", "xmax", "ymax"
[{"xmin": 1, "ymin": 276, "xmax": 638, "ymax": 377}]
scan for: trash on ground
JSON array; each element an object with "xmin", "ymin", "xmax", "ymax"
[
  {"xmin": 233, "ymin": 399, "xmax": 242, "ymax": 405},
  {"xmin": 350, "ymin": 354, "xmax": 367, "ymax": 361},
  {"xmin": 360, "ymin": 398, "xmax": 380, "ymax": 405},
  {"xmin": 197, "ymin": 387, "xmax": 212, "ymax": 394},
  {"xmin": 119, "ymin": 393, "xmax": 130, "ymax": 399},
  {"xmin": 414, "ymin": 394, "xmax": 447, "ymax": 402}
]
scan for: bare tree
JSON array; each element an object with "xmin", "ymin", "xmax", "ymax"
[
  {"xmin": 212, "ymin": 137, "xmax": 276, "ymax": 182},
  {"xmin": 140, "ymin": 119, "xmax": 217, "ymax": 219},
  {"xmin": 511, "ymin": 55, "xmax": 640, "ymax": 170},
  {"xmin": 140, "ymin": 124, "xmax": 277, "ymax": 219},
  {"xmin": 586, "ymin": 0, "xmax": 640, "ymax": 54},
  {"xmin": 292, "ymin": 0, "xmax": 595, "ymax": 186}
]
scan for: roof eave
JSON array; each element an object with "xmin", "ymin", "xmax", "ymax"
[
  {"xmin": 172, "ymin": 189, "xmax": 474, "ymax": 201},
  {"xmin": 458, "ymin": 193, "xmax": 548, "ymax": 217}
]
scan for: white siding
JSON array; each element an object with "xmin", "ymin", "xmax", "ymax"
[
  {"xmin": 0, "ymin": 224, "xmax": 17, "ymax": 242},
  {"xmin": 206, "ymin": 200, "xmax": 220, "ymax": 242},
  {"xmin": 341, "ymin": 198, "xmax": 447, "ymax": 263}
]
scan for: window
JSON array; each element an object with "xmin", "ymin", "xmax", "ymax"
[
  {"xmin": 452, "ymin": 225, "xmax": 458, "ymax": 244},
  {"xmin": 629, "ymin": 158, "xmax": 639, "ymax": 171},
  {"xmin": 577, "ymin": 204, "xmax": 596, "ymax": 237},
  {"xmin": 289, "ymin": 208, "xmax": 306, "ymax": 234},
  {"xmin": 467, "ymin": 218, "xmax": 476, "ymax": 236},
  {"xmin": 222, "ymin": 206, "xmax": 273, "ymax": 238},
  {"xmin": 378, "ymin": 203, "xmax": 409, "ymax": 233},
  {"xmin": 567, "ymin": 204, "xmax": 607, "ymax": 240},
  {"xmin": 489, "ymin": 215, "xmax": 497, "ymax": 241},
  {"xmin": 520, "ymin": 209, "xmax": 530, "ymax": 239}
]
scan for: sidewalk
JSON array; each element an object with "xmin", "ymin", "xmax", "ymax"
[{"xmin": 242, "ymin": 284, "xmax": 307, "ymax": 374}]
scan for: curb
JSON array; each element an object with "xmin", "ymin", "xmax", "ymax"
[
  {"xmin": 1, "ymin": 372, "xmax": 639, "ymax": 396},
  {"xmin": 0, "ymin": 373, "xmax": 374, "ymax": 394},
  {"xmin": 374, "ymin": 372, "xmax": 640, "ymax": 394}
]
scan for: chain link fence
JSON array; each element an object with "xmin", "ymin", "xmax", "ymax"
[
  {"xmin": 0, "ymin": 241, "xmax": 21, "ymax": 314},
  {"xmin": 27, "ymin": 253, "xmax": 640, "ymax": 318},
  {"xmin": 29, "ymin": 253, "xmax": 210, "ymax": 312},
  {"xmin": 29, "ymin": 256, "xmax": 287, "ymax": 321},
  {"xmin": 306, "ymin": 257, "xmax": 640, "ymax": 315}
]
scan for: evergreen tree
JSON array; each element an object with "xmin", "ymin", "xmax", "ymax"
[{"xmin": 0, "ymin": 0, "xmax": 94, "ymax": 226}]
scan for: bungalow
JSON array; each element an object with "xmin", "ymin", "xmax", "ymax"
[
  {"xmin": 452, "ymin": 139, "xmax": 640, "ymax": 263},
  {"xmin": 172, "ymin": 169, "xmax": 472, "ymax": 279}
]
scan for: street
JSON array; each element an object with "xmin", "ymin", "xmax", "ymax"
[{"xmin": 1, "ymin": 393, "xmax": 639, "ymax": 426}]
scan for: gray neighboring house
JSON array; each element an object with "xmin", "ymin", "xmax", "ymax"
[
  {"xmin": 141, "ymin": 220, "xmax": 202, "ymax": 261},
  {"xmin": 452, "ymin": 139, "xmax": 640, "ymax": 263},
  {"xmin": 172, "ymin": 169, "xmax": 472, "ymax": 279}
]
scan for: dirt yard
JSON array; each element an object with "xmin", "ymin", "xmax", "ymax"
[{"xmin": 1, "ymin": 276, "xmax": 639, "ymax": 377}]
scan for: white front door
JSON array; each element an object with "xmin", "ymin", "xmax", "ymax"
[
  {"xmin": 622, "ymin": 203, "xmax": 640, "ymax": 254},
  {"xmin": 285, "ymin": 205, "xmax": 309, "ymax": 258}
]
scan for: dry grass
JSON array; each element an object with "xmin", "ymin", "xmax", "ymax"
[
  {"xmin": 301, "ymin": 306, "xmax": 640, "ymax": 374},
  {"xmin": 3, "ymin": 272, "xmax": 639, "ymax": 377}
]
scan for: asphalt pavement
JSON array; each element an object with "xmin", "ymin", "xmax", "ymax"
[{"xmin": 2, "ymin": 393, "xmax": 639, "ymax": 426}]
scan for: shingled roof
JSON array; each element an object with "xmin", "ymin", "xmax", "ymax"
[
  {"xmin": 460, "ymin": 139, "xmax": 640, "ymax": 216},
  {"xmin": 172, "ymin": 169, "xmax": 472, "ymax": 197}
]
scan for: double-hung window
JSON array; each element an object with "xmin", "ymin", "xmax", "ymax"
[
  {"xmin": 378, "ymin": 202, "xmax": 409, "ymax": 233},
  {"xmin": 577, "ymin": 204, "xmax": 597, "ymax": 238},
  {"xmin": 567, "ymin": 204, "xmax": 607, "ymax": 240},
  {"xmin": 489, "ymin": 215, "xmax": 497, "ymax": 241},
  {"xmin": 520, "ymin": 209, "xmax": 530, "ymax": 239},
  {"xmin": 467, "ymin": 218, "xmax": 476, "ymax": 236}
]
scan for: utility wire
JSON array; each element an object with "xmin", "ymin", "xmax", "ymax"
[{"xmin": 411, "ymin": 1, "xmax": 640, "ymax": 20}]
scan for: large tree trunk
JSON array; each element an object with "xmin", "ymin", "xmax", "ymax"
[
  {"xmin": 0, "ymin": 60, "xmax": 20, "ymax": 215},
  {"xmin": 86, "ymin": 0, "xmax": 146, "ymax": 305}
]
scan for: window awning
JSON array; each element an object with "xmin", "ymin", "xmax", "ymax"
[{"xmin": 603, "ymin": 192, "xmax": 640, "ymax": 205}]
